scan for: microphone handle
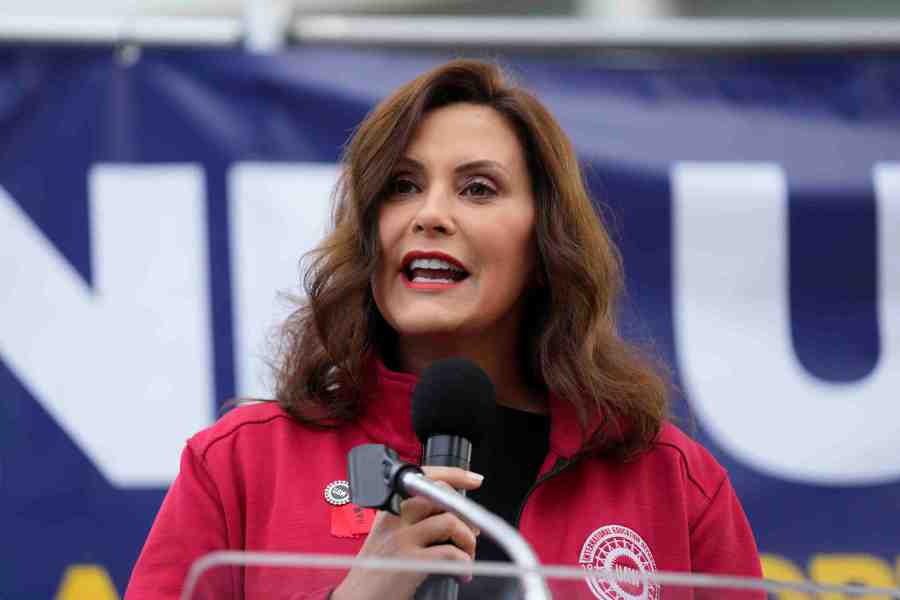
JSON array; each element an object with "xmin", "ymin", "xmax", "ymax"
[
  {"xmin": 422, "ymin": 435, "xmax": 472, "ymax": 471},
  {"xmin": 415, "ymin": 435, "xmax": 473, "ymax": 600}
]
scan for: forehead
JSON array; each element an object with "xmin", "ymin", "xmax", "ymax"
[{"xmin": 404, "ymin": 103, "xmax": 526, "ymax": 170}]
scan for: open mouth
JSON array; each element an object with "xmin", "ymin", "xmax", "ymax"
[{"xmin": 402, "ymin": 254, "xmax": 470, "ymax": 285}]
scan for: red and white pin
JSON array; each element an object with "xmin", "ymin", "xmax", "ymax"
[
  {"xmin": 325, "ymin": 479, "xmax": 375, "ymax": 538},
  {"xmin": 324, "ymin": 480, "xmax": 351, "ymax": 506}
]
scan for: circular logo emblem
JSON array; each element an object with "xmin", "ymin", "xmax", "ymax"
[
  {"xmin": 324, "ymin": 480, "xmax": 351, "ymax": 506},
  {"xmin": 579, "ymin": 525, "xmax": 658, "ymax": 600}
]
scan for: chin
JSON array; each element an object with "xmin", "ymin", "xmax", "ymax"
[
  {"xmin": 398, "ymin": 322, "xmax": 462, "ymax": 337},
  {"xmin": 392, "ymin": 315, "xmax": 467, "ymax": 337}
]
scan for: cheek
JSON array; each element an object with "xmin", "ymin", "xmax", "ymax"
[
  {"xmin": 374, "ymin": 208, "xmax": 402, "ymax": 279},
  {"xmin": 371, "ymin": 251, "xmax": 397, "ymax": 311},
  {"xmin": 370, "ymin": 270, "xmax": 399, "ymax": 336},
  {"xmin": 376, "ymin": 204, "xmax": 412, "ymax": 258},
  {"xmin": 479, "ymin": 218, "xmax": 536, "ymax": 287}
]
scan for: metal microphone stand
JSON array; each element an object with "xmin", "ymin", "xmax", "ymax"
[{"xmin": 348, "ymin": 444, "xmax": 551, "ymax": 600}]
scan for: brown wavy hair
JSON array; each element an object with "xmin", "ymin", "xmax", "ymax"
[{"xmin": 274, "ymin": 59, "xmax": 669, "ymax": 460}]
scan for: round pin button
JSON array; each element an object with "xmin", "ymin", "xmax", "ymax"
[{"xmin": 324, "ymin": 480, "xmax": 351, "ymax": 506}]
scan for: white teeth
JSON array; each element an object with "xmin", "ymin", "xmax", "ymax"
[
  {"xmin": 411, "ymin": 276, "xmax": 455, "ymax": 284},
  {"xmin": 408, "ymin": 258, "xmax": 464, "ymax": 272}
]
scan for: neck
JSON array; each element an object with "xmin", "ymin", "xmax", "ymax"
[{"xmin": 391, "ymin": 332, "xmax": 547, "ymax": 414}]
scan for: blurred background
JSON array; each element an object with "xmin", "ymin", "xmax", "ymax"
[{"xmin": 1, "ymin": 1, "xmax": 899, "ymax": 598}]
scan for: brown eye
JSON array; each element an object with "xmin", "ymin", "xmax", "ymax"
[
  {"xmin": 461, "ymin": 181, "xmax": 496, "ymax": 198},
  {"xmin": 389, "ymin": 178, "xmax": 419, "ymax": 195}
]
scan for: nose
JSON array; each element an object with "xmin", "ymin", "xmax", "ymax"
[{"xmin": 412, "ymin": 186, "xmax": 456, "ymax": 236}]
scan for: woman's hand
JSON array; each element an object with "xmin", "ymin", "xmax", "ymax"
[{"xmin": 330, "ymin": 466, "xmax": 484, "ymax": 600}]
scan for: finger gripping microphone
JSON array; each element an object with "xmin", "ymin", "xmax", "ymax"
[{"xmin": 411, "ymin": 358, "xmax": 496, "ymax": 600}]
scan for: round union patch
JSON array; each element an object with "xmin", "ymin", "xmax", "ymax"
[
  {"xmin": 578, "ymin": 525, "xmax": 658, "ymax": 600},
  {"xmin": 324, "ymin": 480, "xmax": 351, "ymax": 506}
]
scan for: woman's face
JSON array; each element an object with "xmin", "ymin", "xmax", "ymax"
[{"xmin": 372, "ymin": 102, "xmax": 537, "ymax": 349}]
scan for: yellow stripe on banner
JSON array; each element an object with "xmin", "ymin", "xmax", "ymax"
[
  {"xmin": 809, "ymin": 554, "xmax": 895, "ymax": 600},
  {"xmin": 55, "ymin": 564, "xmax": 120, "ymax": 600},
  {"xmin": 761, "ymin": 553, "xmax": 813, "ymax": 600}
]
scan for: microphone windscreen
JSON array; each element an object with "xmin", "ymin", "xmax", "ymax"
[{"xmin": 411, "ymin": 358, "xmax": 495, "ymax": 446}]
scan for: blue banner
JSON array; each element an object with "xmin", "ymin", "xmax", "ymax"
[{"xmin": 2, "ymin": 46, "xmax": 899, "ymax": 597}]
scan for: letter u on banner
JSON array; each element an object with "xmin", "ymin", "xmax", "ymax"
[{"xmin": 672, "ymin": 162, "xmax": 900, "ymax": 486}]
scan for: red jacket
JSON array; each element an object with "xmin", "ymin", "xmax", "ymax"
[{"xmin": 126, "ymin": 359, "xmax": 761, "ymax": 600}]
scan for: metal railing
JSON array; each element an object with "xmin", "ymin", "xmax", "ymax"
[{"xmin": 2, "ymin": 15, "xmax": 900, "ymax": 51}]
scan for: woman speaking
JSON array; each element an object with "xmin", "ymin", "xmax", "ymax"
[{"xmin": 125, "ymin": 59, "xmax": 761, "ymax": 599}]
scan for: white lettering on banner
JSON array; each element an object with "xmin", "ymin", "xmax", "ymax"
[
  {"xmin": 672, "ymin": 163, "xmax": 900, "ymax": 485},
  {"xmin": 229, "ymin": 162, "xmax": 339, "ymax": 399},
  {"xmin": 0, "ymin": 165, "xmax": 213, "ymax": 487}
]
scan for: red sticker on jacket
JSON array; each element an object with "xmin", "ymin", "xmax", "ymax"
[{"xmin": 331, "ymin": 504, "xmax": 376, "ymax": 538}]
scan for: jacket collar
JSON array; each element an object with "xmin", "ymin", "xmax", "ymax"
[
  {"xmin": 357, "ymin": 357, "xmax": 421, "ymax": 460},
  {"xmin": 358, "ymin": 356, "xmax": 609, "ymax": 461}
]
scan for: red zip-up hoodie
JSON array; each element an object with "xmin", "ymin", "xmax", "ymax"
[{"xmin": 125, "ymin": 359, "xmax": 761, "ymax": 600}]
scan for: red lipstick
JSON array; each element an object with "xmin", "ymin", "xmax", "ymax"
[{"xmin": 401, "ymin": 250, "xmax": 469, "ymax": 291}]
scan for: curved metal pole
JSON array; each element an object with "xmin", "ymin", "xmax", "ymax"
[
  {"xmin": 180, "ymin": 550, "xmax": 900, "ymax": 600},
  {"xmin": 399, "ymin": 471, "xmax": 551, "ymax": 600}
]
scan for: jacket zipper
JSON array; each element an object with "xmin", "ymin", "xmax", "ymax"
[{"xmin": 513, "ymin": 454, "xmax": 579, "ymax": 528}]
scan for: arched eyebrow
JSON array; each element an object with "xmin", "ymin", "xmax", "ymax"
[
  {"xmin": 395, "ymin": 157, "xmax": 510, "ymax": 178},
  {"xmin": 454, "ymin": 160, "xmax": 509, "ymax": 178}
]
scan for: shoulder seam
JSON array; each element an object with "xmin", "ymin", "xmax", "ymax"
[
  {"xmin": 651, "ymin": 440, "xmax": 718, "ymax": 502},
  {"xmin": 184, "ymin": 439, "xmax": 227, "ymax": 512},
  {"xmin": 688, "ymin": 472, "xmax": 728, "ymax": 535},
  {"xmin": 196, "ymin": 410, "xmax": 294, "ymax": 463}
]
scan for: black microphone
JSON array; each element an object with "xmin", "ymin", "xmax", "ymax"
[{"xmin": 411, "ymin": 358, "xmax": 495, "ymax": 600}]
